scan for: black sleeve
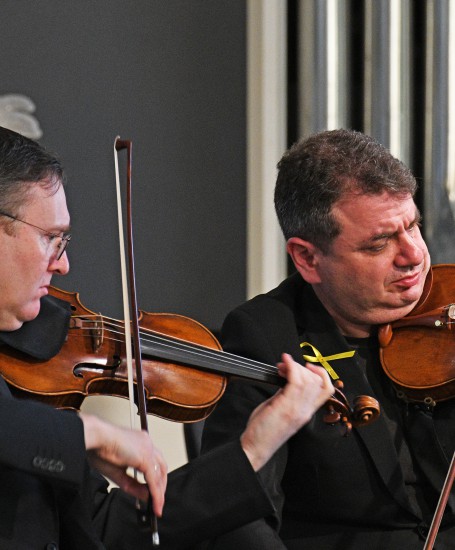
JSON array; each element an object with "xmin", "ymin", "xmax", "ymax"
[
  {"xmin": 0, "ymin": 390, "xmax": 86, "ymax": 487},
  {"xmin": 91, "ymin": 440, "xmax": 274, "ymax": 549}
]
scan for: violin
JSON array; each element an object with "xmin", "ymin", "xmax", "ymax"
[
  {"xmin": 0, "ymin": 285, "xmax": 379, "ymax": 433},
  {"xmin": 378, "ymin": 263, "xmax": 455, "ymax": 406}
]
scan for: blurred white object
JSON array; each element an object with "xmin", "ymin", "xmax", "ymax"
[{"xmin": 0, "ymin": 94, "xmax": 43, "ymax": 139}]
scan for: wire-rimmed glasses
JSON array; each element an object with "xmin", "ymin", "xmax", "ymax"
[{"xmin": 0, "ymin": 210, "xmax": 71, "ymax": 260}]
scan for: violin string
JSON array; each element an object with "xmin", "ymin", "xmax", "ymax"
[
  {"xmin": 69, "ymin": 315, "xmax": 279, "ymax": 379},
  {"xmin": 140, "ymin": 332, "xmax": 279, "ymax": 377}
]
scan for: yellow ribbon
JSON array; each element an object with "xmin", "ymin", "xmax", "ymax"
[{"xmin": 300, "ymin": 341, "xmax": 355, "ymax": 381}]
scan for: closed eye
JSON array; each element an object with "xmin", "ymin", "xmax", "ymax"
[{"xmin": 360, "ymin": 235, "xmax": 390, "ymax": 253}]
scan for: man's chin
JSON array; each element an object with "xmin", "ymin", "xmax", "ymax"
[
  {"xmin": 19, "ymin": 302, "xmax": 42, "ymax": 325},
  {"xmin": 0, "ymin": 301, "xmax": 41, "ymax": 331}
]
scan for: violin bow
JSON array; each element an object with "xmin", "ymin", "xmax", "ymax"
[
  {"xmin": 423, "ymin": 449, "xmax": 455, "ymax": 549},
  {"xmin": 114, "ymin": 136, "xmax": 160, "ymax": 546}
]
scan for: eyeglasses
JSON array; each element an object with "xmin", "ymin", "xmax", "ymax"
[{"xmin": 0, "ymin": 210, "xmax": 71, "ymax": 260}]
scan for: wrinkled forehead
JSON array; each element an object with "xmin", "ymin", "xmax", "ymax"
[{"xmin": 332, "ymin": 191, "xmax": 418, "ymax": 231}]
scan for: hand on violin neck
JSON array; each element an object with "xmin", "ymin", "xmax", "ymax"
[
  {"xmin": 79, "ymin": 413, "xmax": 167, "ymax": 516},
  {"xmin": 240, "ymin": 353, "xmax": 334, "ymax": 471}
]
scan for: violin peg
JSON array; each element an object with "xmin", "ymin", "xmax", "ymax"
[{"xmin": 323, "ymin": 407, "xmax": 342, "ymax": 425}]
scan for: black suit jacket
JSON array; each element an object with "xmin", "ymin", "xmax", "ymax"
[
  {"xmin": 0, "ymin": 296, "xmax": 273, "ymax": 549},
  {"xmin": 201, "ymin": 273, "xmax": 455, "ymax": 549}
]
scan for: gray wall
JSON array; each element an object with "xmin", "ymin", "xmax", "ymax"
[{"xmin": 1, "ymin": 1, "xmax": 247, "ymax": 330}]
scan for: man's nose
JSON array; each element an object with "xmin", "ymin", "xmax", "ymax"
[
  {"xmin": 395, "ymin": 233, "xmax": 424, "ymax": 267},
  {"xmin": 49, "ymin": 250, "xmax": 70, "ymax": 275}
]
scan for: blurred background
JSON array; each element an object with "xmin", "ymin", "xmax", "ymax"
[{"xmin": 1, "ymin": 0, "xmax": 454, "ymax": 470}]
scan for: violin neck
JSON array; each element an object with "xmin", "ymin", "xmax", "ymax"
[{"xmin": 139, "ymin": 338, "xmax": 283, "ymax": 386}]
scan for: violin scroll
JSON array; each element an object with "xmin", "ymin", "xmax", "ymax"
[{"xmin": 323, "ymin": 380, "xmax": 380, "ymax": 436}]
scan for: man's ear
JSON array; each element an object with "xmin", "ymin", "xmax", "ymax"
[{"xmin": 286, "ymin": 237, "xmax": 322, "ymax": 284}]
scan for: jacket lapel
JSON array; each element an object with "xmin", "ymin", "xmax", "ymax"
[{"xmin": 293, "ymin": 283, "xmax": 418, "ymax": 516}]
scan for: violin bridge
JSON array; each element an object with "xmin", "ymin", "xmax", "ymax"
[{"xmin": 91, "ymin": 315, "xmax": 104, "ymax": 352}]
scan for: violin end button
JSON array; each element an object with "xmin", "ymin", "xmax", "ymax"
[{"xmin": 378, "ymin": 324, "xmax": 393, "ymax": 347}]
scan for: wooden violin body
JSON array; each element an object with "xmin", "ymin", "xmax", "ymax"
[
  {"xmin": 2, "ymin": 287, "xmax": 226, "ymax": 422},
  {"xmin": 379, "ymin": 264, "xmax": 455, "ymax": 405}
]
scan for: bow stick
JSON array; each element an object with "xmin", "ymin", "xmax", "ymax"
[{"xmin": 114, "ymin": 136, "xmax": 159, "ymax": 546}]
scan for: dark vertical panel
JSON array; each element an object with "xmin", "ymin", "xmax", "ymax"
[
  {"xmin": 0, "ymin": 1, "xmax": 246, "ymax": 330},
  {"xmin": 287, "ymin": 0, "xmax": 299, "ymax": 146},
  {"xmin": 349, "ymin": 0, "xmax": 366, "ymax": 131},
  {"xmin": 411, "ymin": 0, "xmax": 426, "ymax": 215}
]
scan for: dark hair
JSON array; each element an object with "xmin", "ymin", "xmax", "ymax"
[
  {"xmin": 0, "ymin": 126, "xmax": 65, "ymax": 218},
  {"xmin": 274, "ymin": 129, "xmax": 417, "ymax": 252}
]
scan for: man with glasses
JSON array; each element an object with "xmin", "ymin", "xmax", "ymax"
[{"xmin": 0, "ymin": 125, "xmax": 333, "ymax": 549}]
